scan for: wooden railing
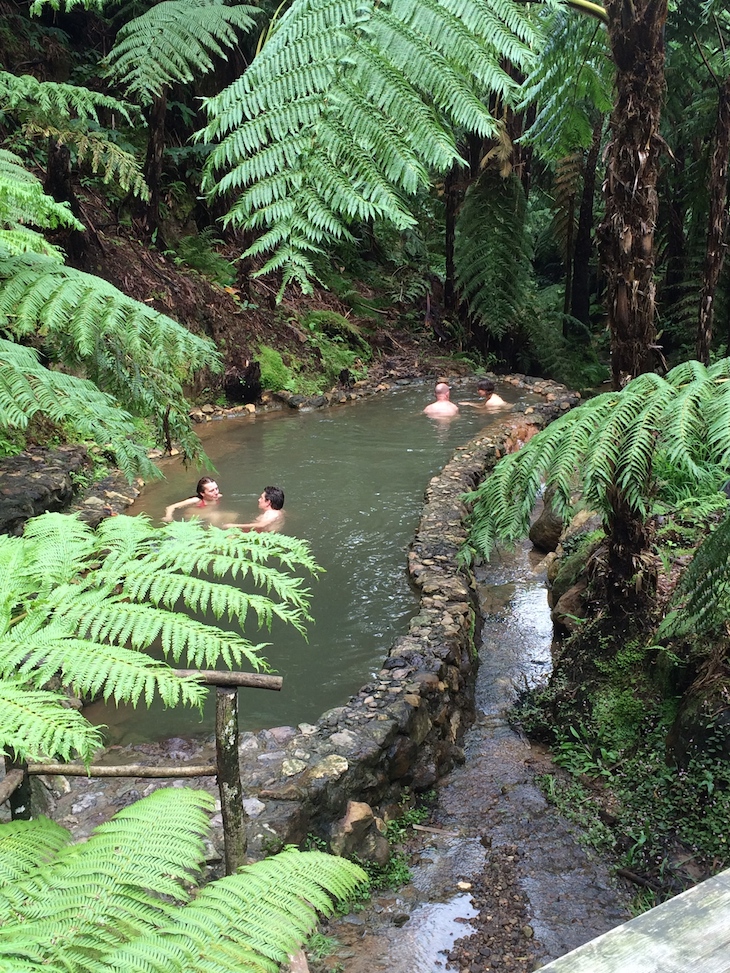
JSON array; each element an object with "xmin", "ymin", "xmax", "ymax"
[{"xmin": 3, "ymin": 670, "xmax": 283, "ymax": 875}]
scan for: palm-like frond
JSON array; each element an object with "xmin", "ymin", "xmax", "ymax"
[
  {"xmin": 659, "ymin": 512, "xmax": 730, "ymax": 638},
  {"xmin": 0, "ymin": 513, "xmax": 319, "ymax": 762},
  {"xmin": 0, "ymin": 149, "xmax": 82, "ymax": 256},
  {"xmin": 0, "ymin": 252, "xmax": 220, "ymax": 464},
  {"xmin": 0, "ymin": 339, "xmax": 158, "ymax": 481},
  {"xmin": 0, "ymin": 818, "xmax": 70, "ymax": 886},
  {"xmin": 105, "ymin": 0, "xmax": 261, "ymax": 103},
  {"xmin": 0, "ymin": 789, "xmax": 367, "ymax": 973},
  {"xmin": 519, "ymin": 7, "xmax": 613, "ymax": 160},
  {"xmin": 454, "ymin": 170, "xmax": 533, "ymax": 337},
  {"xmin": 467, "ymin": 358, "xmax": 730, "ymax": 558},
  {"xmin": 201, "ymin": 0, "xmax": 541, "ymax": 293},
  {"xmin": 0, "ymin": 72, "xmax": 134, "ymax": 127}
]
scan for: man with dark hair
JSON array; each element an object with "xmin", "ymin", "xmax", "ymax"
[
  {"xmin": 163, "ymin": 476, "xmax": 222, "ymax": 522},
  {"xmin": 423, "ymin": 382, "xmax": 459, "ymax": 417},
  {"xmin": 225, "ymin": 486, "xmax": 286, "ymax": 532},
  {"xmin": 459, "ymin": 378, "xmax": 509, "ymax": 409}
]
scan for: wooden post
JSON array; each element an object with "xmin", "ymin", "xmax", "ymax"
[
  {"xmin": 3, "ymin": 756, "xmax": 31, "ymax": 819},
  {"xmin": 215, "ymin": 686, "xmax": 247, "ymax": 874}
]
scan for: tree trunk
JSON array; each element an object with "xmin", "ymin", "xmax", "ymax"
[
  {"xmin": 570, "ymin": 120, "xmax": 603, "ymax": 327},
  {"xmin": 443, "ymin": 164, "xmax": 459, "ymax": 313},
  {"xmin": 605, "ymin": 487, "xmax": 656, "ymax": 611},
  {"xmin": 695, "ymin": 72, "xmax": 730, "ymax": 364},
  {"xmin": 142, "ymin": 91, "xmax": 168, "ymax": 244},
  {"xmin": 45, "ymin": 138, "xmax": 87, "ymax": 261},
  {"xmin": 598, "ymin": 0, "xmax": 668, "ymax": 388}
]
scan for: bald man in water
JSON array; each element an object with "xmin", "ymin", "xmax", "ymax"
[{"xmin": 423, "ymin": 382, "xmax": 459, "ymax": 418}]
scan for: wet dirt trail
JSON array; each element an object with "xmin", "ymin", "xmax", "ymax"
[{"xmin": 318, "ymin": 540, "xmax": 633, "ymax": 973}]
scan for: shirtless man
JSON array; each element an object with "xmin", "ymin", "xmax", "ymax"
[
  {"xmin": 225, "ymin": 486, "xmax": 285, "ymax": 533},
  {"xmin": 459, "ymin": 378, "xmax": 509, "ymax": 409},
  {"xmin": 162, "ymin": 476, "xmax": 222, "ymax": 522},
  {"xmin": 423, "ymin": 382, "xmax": 459, "ymax": 418}
]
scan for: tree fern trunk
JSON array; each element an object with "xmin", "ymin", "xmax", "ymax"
[
  {"xmin": 443, "ymin": 165, "xmax": 459, "ymax": 313},
  {"xmin": 142, "ymin": 91, "xmax": 168, "ymax": 244},
  {"xmin": 570, "ymin": 120, "xmax": 603, "ymax": 327},
  {"xmin": 598, "ymin": 0, "xmax": 668, "ymax": 388},
  {"xmin": 605, "ymin": 488, "xmax": 656, "ymax": 610},
  {"xmin": 696, "ymin": 72, "xmax": 730, "ymax": 364}
]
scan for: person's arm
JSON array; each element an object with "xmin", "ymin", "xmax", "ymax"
[
  {"xmin": 457, "ymin": 400, "xmax": 482, "ymax": 409},
  {"xmin": 162, "ymin": 496, "xmax": 198, "ymax": 522}
]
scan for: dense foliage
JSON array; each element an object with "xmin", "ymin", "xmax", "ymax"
[{"xmin": 0, "ymin": 788, "xmax": 368, "ymax": 973}]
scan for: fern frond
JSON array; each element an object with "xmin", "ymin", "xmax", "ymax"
[
  {"xmin": 468, "ymin": 360, "xmax": 730, "ymax": 558},
  {"xmin": 28, "ymin": 125, "xmax": 150, "ymax": 200},
  {"xmin": 201, "ymin": 0, "xmax": 540, "ymax": 293},
  {"xmin": 0, "ymin": 819, "xmax": 70, "ymax": 886},
  {"xmin": 0, "ymin": 71, "xmax": 134, "ymax": 126},
  {"xmin": 0, "ymin": 513, "xmax": 318, "ymax": 760},
  {"xmin": 0, "ymin": 791, "xmax": 366, "ymax": 973},
  {"xmin": 0, "ymin": 252, "xmax": 220, "ymax": 464},
  {"xmin": 0, "ymin": 339, "xmax": 158, "ymax": 481},
  {"xmin": 0, "ymin": 149, "xmax": 83, "ymax": 255},
  {"xmin": 0, "ymin": 677, "xmax": 104, "ymax": 763},
  {"xmin": 658, "ymin": 512, "xmax": 730, "ymax": 638},
  {"xmin": 519, "ymin": 6, "xmax": 613, "ymax": 160},
  {"xmin": 454, "ymin": 169, "xmax": 533, "ymax": 337},
  {"xmin": 101, "ymin": 847, "xmax": 368, "ymax": 973},
  {"xmin": 106, "ymin": 0, "xmax": 260, "ymax": 103}
]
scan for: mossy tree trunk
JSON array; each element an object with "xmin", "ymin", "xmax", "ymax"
[{"xmin": 598, "ymin": 0, "xmax": 668, "ymax": 388}]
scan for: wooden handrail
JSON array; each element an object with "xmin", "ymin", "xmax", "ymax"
[
  {"xmin": 26, "ymin": 763, "xmax": 217, "ymax": 777},
  {"xmin": 173, "ymin": 669, "xmax": 282, "ymax": 690}
]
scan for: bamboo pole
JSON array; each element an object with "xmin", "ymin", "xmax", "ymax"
[{"xmin": 216, "ymin": 686, "xmax": 247, "ymax": 873}]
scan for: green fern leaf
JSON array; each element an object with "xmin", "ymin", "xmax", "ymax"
[
  {"xmin": 0, "ymin": 253, "xmax": 220, "ymax": 465},
  {"xmin": 201, "ymin": 0, "xmax": 540, "ymax": 293},
  {"xmin": 0, "ymin": 512, "xmax": 319, "ymax": 761},
  {"xmin": 106, "ymin": 0, "xmax": 260, "ymax": 103}
]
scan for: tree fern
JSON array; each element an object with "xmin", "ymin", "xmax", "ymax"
[
  {"xmin": 0, "ymin": 788, "xmax": 367, "ymax": 973},
  {"xmin": 454, "ymin": 169, "xmax": 533, "ymax": 338},
  {"xmin": 0, "ymin": 512, "xmax": 319, "ymax": 763},
  {"xmin": 201, "ymin": 0, "xmax": 542, "ymax": 293},
  {"xmin": 105, "ymin": 0, "xmax": 261, "ymax": 104},
  {"xmin": 0, "ymin": 339, "xmax": 158, "ymax": 480},
  {"xmin": 0, "ymin": 252, "xmax": 220, "ymax": 465},
  {"xmin": 467, "ymin": 358, "xmax": 730, "ymax": 559}
]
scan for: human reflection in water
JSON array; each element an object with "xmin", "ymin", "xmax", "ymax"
[
  {"xmin": 162, "ymin": 476, "xmax": 238, "ymax": 527},
  {"xmin": 224, "ymin": 485, "xmax": 286, "ymax": 533}
]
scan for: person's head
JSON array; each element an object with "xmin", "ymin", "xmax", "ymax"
[
  {"xmin": 434, "ymin": 382, "xmax": 451, "ymax": 400},
  {"xmin": 260, "ymin": 485, "xmax": 285, "ymax": 510},
  {"xmin": 196, "ymin": 476, "xmax": 221, "ymax": 502},
  {"xmin": 476, "ymin": 378, "xmax": 495, "ymax": 400}
]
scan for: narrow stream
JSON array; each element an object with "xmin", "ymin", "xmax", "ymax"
[
  {"xmin": 85, "ymin": 380, "xmax": 532, "ymax": 744},
  {"xmin": 323, "ymin": 537, "xmax": 632, "ymax": 972}
]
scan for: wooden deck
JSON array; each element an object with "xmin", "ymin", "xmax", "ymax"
[{"xmin": 539, "ymin": 867, "xmax": 730, "ymax": 972}]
